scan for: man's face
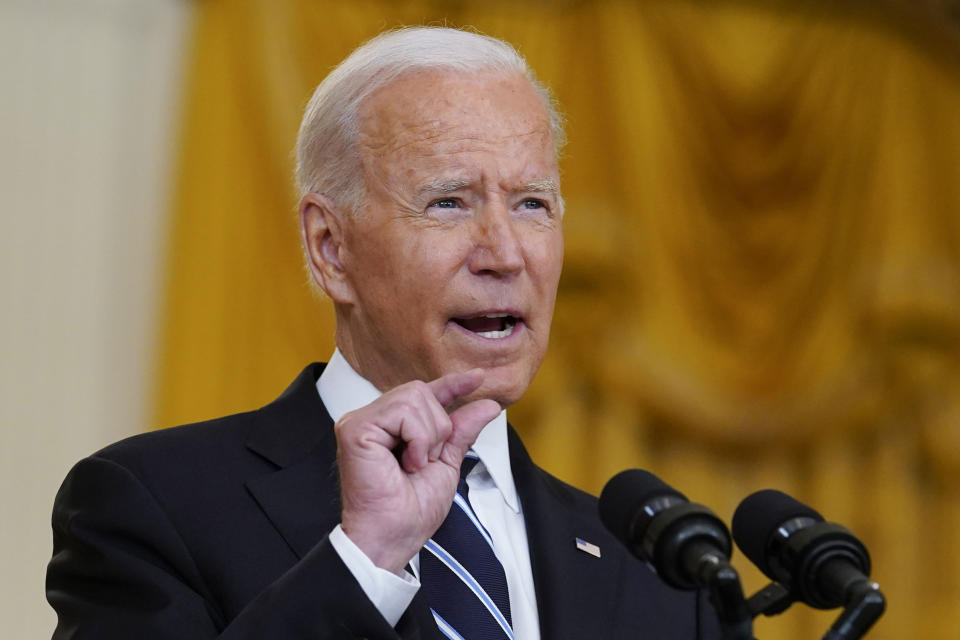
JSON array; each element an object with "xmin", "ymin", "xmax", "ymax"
[{"xmin": 336, "ymin": 69, "xmax": 564, "ymax": 407}]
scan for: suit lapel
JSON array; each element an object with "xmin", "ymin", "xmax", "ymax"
[
  {"xmin": 239, "ymin": 364, "xmax": 443, "ymax": 639},
  {"xmin": 243, "ymin": 364, "xmax": 342, "ymax": 559},
  {"xmin": 509, "ymin": 427, "xmax": 620, "ymax": 639},
  {"xmin": 245, "ymin": 455, "xmax": 341, "ymax": 559}
]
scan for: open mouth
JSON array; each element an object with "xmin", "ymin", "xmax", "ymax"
[{"xmin": 452, "ymin": 313, "xmax": 521, "ymax": 339}]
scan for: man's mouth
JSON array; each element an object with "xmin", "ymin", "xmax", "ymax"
[{"xmin": 452, "ymin": 313, "xmax": 521, "ymax": 339}]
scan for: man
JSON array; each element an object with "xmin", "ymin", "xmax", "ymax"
[{"xmin": 47, "ymin": 27, "xmax": 719, "ymax": 639}]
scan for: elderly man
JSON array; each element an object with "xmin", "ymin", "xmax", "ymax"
[{"xmin": 47, "ymin": 27, "xmax": 718, "ymax": 639}]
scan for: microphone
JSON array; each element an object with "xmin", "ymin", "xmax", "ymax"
[
  {"xmin": 599, "ymin": 469, "xmax": 734, "ymax": 591},
  {"xmin": 732, "ymin": 489, "xmax": 880, "ymax": 610}
]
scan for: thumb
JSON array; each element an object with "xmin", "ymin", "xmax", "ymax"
[{"xmin": 443, "ymin": 399, "xmax": 502, "ymax": 463}]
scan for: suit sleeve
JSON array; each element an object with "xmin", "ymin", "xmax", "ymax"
[{"xmin": 46, "ymin": 455, "xmax": 407, "ymax": 640}]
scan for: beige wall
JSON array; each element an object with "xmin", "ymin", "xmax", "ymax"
[{"xmin": 0, "ymin": 0, "xmax": 191, "ymax": 635}]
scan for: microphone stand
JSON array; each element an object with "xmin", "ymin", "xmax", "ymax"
[
  {"xmin": 743, "ymin": 580, "xmax": 885, "ymax": 640},
  {"xmin": 689, "ymin": 541, "xmax": 755, "ymax": 640}
]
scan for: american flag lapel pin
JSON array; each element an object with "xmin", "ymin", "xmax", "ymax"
[{"xmin": 576, "ymin": 537, "xmax": 601, "ymax": 558}]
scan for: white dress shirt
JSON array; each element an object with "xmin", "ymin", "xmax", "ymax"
[{"xmin": 319, "ymin": 349, "xmax": 540, "ymax": 638}]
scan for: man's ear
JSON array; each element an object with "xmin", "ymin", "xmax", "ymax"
[{"xmin": 299, "ymin": 192, "xmax": 354, "ymax": 304}]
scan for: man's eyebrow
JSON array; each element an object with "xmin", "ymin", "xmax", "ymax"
[
  {"xmin": 418, "ymin": 179, "xmax": 470, "ymax": 195},
  {"xmin": 417, "ymin": 177, "xmax": 561, "ymax": 196},
  {"xmin": 520, "ymin": 178, "xmax": 560, "ymax": 195}
]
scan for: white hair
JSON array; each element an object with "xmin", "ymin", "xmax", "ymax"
[{"xmin": 294, "ymin": 26, "xmax": 566, "ymax": 213}]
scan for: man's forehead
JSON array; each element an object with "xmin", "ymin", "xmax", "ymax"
[{"xmin": 357, "ymin": 69, "xmax": 553, "ymax": 148}]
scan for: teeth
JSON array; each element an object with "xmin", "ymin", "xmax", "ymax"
[
  {"xmin": 481, "ymin": 313, "xmax": 510, "ymax": 319},
  {"xmin": 476, "ymin": 326, "xmax": 513, "ymax": 339},
  {"xmin": 474, "ymin": 317, "xmax": 518, "ymax": 339}
]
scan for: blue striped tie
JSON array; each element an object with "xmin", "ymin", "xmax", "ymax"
[{"xmin": 420, "ymin": 451, "xmax": 514, "ymax": 640}]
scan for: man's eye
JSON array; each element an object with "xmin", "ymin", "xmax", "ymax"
[
  {"xmin": 429, "ymin": 198, "xmax": 460, "ymax": 209},
  {"xmin": 520, "ymin": 198, "xmax": 547, "ymax": 210}
]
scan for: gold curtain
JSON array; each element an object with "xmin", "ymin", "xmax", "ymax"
[{"xmin": 155, "ymin": 1, "xmax": 960, "ymax": 637}]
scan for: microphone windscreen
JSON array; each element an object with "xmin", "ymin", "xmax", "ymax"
[
  {"xmin": 732, "ymin": 489, "xmax": 823, "ymax": 577},
  {"xmin": 599, "ymin": 469, "xmax": 686, "ymax": 544}
]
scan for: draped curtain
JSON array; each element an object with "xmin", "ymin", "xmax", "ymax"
[{"xmin": 155, "ymin": 2, "xmax": 960, "ymax": 637}]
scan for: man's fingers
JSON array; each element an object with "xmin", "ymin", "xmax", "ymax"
[
  {"xmin": 444, "ymin": 398, "xmax": 502, "ymax": 462},
  {"xmin": 398, "ymin": 417, "xmax": 430, "ymax": 471},
  {"xmin": 339, "ymin": 371, "xmax": 491, "ymax": 474},
  {"xmin": 426, "ymin": 369, "xmax": 485, "ymax": 408},
  {"xmin": 394, "ymin": 397, "xmax": 445, "ymax": 471}
]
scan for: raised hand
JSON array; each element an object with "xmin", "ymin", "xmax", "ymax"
[{"xmin": 335, "ymin": 369, "xmax": 502, "ymax": 573}]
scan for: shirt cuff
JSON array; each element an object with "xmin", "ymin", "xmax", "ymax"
[{"xmin": 328, "ymin": 524, "xmax": 420, "ymax": 627}]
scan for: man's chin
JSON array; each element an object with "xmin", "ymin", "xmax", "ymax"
[{"xmin": 465, "ymin": 367, "xmax": 534, "ymax": 409}]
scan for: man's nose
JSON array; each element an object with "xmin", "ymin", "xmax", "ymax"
[{"xmin": 468, "ymin": 202, "xmax": 525, "ymax": 276}]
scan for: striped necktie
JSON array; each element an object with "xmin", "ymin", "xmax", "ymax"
[{"xmin": 420, "ymin": 450, "xmax": 514, "ymax": 640}]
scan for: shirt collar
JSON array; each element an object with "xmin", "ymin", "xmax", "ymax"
[{"xmin": 317, "ymin": 349, "xmax": 519, "ymax": 513}]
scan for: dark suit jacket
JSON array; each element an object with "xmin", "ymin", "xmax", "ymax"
[{"xmin": 47, "ymin": 363, "xmax": 719, "ymax": 639}]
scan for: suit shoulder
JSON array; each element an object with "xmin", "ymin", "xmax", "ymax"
[
  {"xmin": 91, "ymin": 362, "xmax": 327, "ymax": 470},
  {"xmin": 69, "ymin": 408, "xmax": 287, "ymax": 508},
  {"xmin": 533, "ymin": 465, "xmax": 601, "ymax": 511},
  {"xmin": 92, "ymin": 408, "xmax": 262, "ymax": 468}
]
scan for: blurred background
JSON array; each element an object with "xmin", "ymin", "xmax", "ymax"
[{"xmin": 2, "ymin": 0, "xmax": 958, "ymax": 638}]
